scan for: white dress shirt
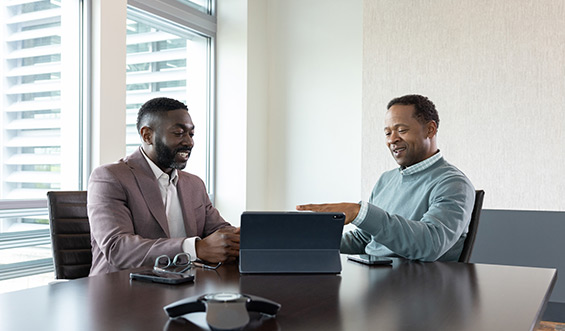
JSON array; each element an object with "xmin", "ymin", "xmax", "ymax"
[{"xmin": 141, "ymin": 148, "xmax": 199, "ymax": 260}]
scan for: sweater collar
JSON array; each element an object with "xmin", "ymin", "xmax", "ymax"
[{"xmin": 399, "ymin": 151, "xmax": 442, "ymax": 176}]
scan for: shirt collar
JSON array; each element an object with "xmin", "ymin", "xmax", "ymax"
[
  {"xmin": 400, "ymin": 151, "xmax": 442, "ymax": 176},
  {"xmin": 140, "ymin": 147, "xmax": 178, "ymax": 184}
]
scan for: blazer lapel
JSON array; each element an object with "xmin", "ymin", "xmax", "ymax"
[{"xmin": 126, "ymin": 148, "xmax": 170, "ymax": 237}]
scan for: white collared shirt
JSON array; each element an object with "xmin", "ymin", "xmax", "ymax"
[
  {"xmin": 141, "ymin": 148, "xmax": 199, "ymax": 260},
  {"xmin": 399, "ymin": 151, "xmax": 443, "ymax": 176}
]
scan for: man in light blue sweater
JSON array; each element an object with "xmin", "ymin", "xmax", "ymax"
[{"xmin": 297, "ymin": 94, "xmax": 475, "ymax": 262}]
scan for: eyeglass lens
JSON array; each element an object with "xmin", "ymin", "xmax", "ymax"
[{"xmin": 172, "ymin": 253, "xmax": 190, "ymax": 266}]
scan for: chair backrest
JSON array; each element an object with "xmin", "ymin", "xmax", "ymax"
[
  {"xmin": 458, "ymin": 190, "xmax": 485, "ymax": 263},
  {"xmin": 47, "ymin": 191, "xmax": 92, "ymax": 279}
]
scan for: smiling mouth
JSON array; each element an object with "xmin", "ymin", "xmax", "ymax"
[
  {"xmin": 392, "ymin": 147, "xmax": 406, "ymax": 155},
  {"xmin": 176, "ymin": 150, "xmax": 190, "ymax": 160}
]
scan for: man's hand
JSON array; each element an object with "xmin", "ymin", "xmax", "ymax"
[
  {"xmin": 296, "ymin": 202, "xmax": 360, "ymax": 225},
  {"xmin": 195, "ymin": 226, "xmax": 240, "ymax": 263}
]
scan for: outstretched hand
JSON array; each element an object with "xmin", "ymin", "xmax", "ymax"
[
  {"xmin": 195, "ymin": 226, "xmax": 240, "ymax": 263},
  {"xmin": 296, "ymin": 202, "xmax": 360, "ymax": 225}
]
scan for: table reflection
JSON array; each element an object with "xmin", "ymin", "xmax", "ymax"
[
  {"xmin": 341, "ymin": 259, "xmax": 479, "ymax": 330},
  {"xmin": 240, "ymin": 274, "xmax": 342, "ymax": 330}
]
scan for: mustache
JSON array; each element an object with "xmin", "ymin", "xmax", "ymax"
[{"xmin": 174, "ymin": 147, "xmax": 192, "ymax": 154}]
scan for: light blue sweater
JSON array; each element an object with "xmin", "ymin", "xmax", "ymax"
[{"xmin": 341, "ymin": 156, "xmax": 475, "ymax": 262}]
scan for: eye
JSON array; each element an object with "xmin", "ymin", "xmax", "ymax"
[
  {"xmin": 384, "ymin": 131, "xmax": 391, "ymax": 136},
  {"xmin": 172, "ymin": 131, "xmax": 185, "ymax": 137},
  {"xmin": 398, "ymin": 129, "xmax": 408, "ymax": 134}
]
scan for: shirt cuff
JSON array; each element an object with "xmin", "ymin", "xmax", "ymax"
[
  {"xmin": 182, "ymin": 237, "xmax": 201, "ymax": 261},
  {"xmin": 352, "ymin": 201, "xmax": 368, "ymax": 226}
]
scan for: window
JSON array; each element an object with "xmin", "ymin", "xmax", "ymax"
[
  {"xmin": 0, "ymin": 0, "xmax": 216, "ymax": 292},
  {"xmin": 0, "ymin": 0, "xmax": 83, "ymax": 290},
  {"xmin": 126, "ymin": 1, "xmax": 215, "ymax": 192},
  {"xmin": 180, "ymin": 0, "xmax": 211, "ymax": 14}
]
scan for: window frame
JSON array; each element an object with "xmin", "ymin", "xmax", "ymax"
[
  {"xmin": 0, "ymin": 0, "xmax": 217, "ymax": 286},
  {"xmin": 126, "ymin": 0, "xmax": 217, "ymax": 201},
  {"xmin": 0, "ymin": 0, "xmax": 86, "ymax": 282}
]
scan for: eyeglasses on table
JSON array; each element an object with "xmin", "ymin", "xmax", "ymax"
[{"xmin": 153, "ymin": 253, "xmax": 222, "ymax": 275}]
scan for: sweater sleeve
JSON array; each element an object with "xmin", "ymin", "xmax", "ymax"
[{"xmin": 355, "ymin": 176, "xmax": 475, "ymax": 261}]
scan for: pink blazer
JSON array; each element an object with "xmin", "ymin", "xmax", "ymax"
[{"xmin": 87, "ymin": 147, "xmax": 229, "ymax": 275}]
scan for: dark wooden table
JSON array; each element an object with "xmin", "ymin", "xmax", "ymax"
[{"xmin": 0, "ymin": 256, "xmax": 557, "ymax": 331}]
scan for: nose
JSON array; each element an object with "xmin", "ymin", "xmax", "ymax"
[
  {"xmin": 387, "ymin": 131, "xmax": 400, "ymax": 144},
  {"xmin": 181, "ymin": 133, "xmax": 194, "ymax": 149}
]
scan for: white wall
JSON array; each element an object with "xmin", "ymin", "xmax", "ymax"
[
  {"xmin": 216, "ymin": 0, "xmax": 363, "ymax": 225},
  {"xmin": 266, "ymin": 0, "xmax": 363, "ymax": 210},
  {"xmin": 215, "ymin": 0, "xmax": 250, "ymax": 226},
  {"xmin": 363, "ymin": 0, "xmax": 565, "ymax": 212},
  {"xmin": 86, "ymin": 0, "xmax": 363, "ymax": 225}
]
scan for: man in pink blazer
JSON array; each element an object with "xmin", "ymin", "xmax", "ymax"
[{"xmin": 88, "ymin": 97, "xmax": 239, "ymax": 275}]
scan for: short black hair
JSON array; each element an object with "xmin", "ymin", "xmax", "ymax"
[
  {"xmin": 387, "ymin": 94, "xmax": 439, "ymax": 128},
  {"xmin": 136, "ymin": 97, "xmax": 188, "ymax": 132}
]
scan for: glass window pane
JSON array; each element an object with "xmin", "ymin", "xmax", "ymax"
[
  {"xmin": 0, "ymin": 214, "xmax": 52, "ymax": 285},
  {"xmin": 1, "ymin": 0, "xmax": 81, "ymax": 200},
  {"xmin": 126, "ymin": 10, "xmax": 211, "ymax": 186},
  {"xmin": 177, "ymin": 0, "xmax": 211, "ymax": 14},
  {"xmin": 0, "ymin": 0, "xmax": 82, "ymax": 288}
]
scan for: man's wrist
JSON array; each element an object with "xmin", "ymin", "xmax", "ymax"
[
  {"xmin": 182, "ymin": 237, "xmax": 200, "ymax": 261},
  {"xmin": 352, "ymin": 201, "xmax": 368, "ymax": 226}
]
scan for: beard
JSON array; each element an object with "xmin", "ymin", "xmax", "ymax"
[{"xmin": 154, "ymin": 139, "xmax": 190, "ymax": 170}]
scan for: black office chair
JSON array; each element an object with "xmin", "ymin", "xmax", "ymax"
[
  {"xmin": 458, "ymin": 190, "xmax": 485, "ymax": 263},
  {"xmin": 47, "ymin": 191, "xmax": 92, "ymax": 279}
]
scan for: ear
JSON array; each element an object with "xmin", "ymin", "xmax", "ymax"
[
  {"xmin": 140, "ymin": 126, "xmax": 154, "ymax": 145},
  {"xmin": 426, "ymin": 121, "xmax": 438, "ymax": 138}
]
